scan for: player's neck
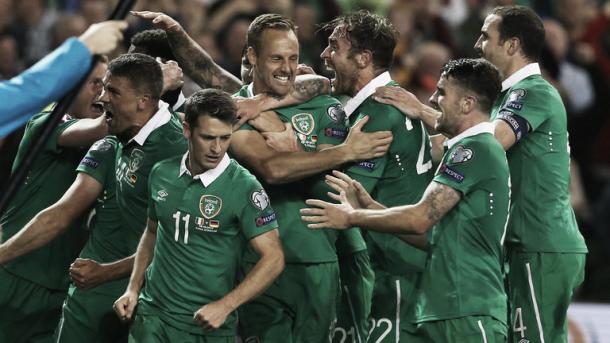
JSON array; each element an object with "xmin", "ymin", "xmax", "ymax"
[
  {"xmin": 352, "ymin": 68, "xmax": 386, "ymax": 96},
  {"xmin": 502, "ymin": 57, "xmax": 532, "ymax": 82}
]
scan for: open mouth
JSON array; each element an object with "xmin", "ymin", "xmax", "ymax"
[
  {"xmin": 273, "ymin": 75, "xmax": 291, "ymax": 83},
  {"xmin": 91, "ymin": 101, "xmax": 104, "ymax": 115}
]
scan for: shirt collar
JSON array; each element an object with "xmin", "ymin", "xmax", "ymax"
[
  {"xmin": 444, "ymin": 122, "xmax": 495, "ymax": 149},
  {"xmin": 246, "ymin": 83, "xmax": 254, "ymax": 98},
  {"xmin": 501, "ymin": 63, "xmax": 541, "ymax": 92},
  {"xmin": 172, "ymin": 92, "xmax": 186, "ymax": 111},
  {"xmin": 344, "ymin": 71, "xmax": 392, "ymax": 117},
  {"xmin": 179, "ymin": 152, "xmax": 231, "ymax": 187},
  {"xmin": 129, "ymin": 101, "xmax": 172, "ymax": 146}
]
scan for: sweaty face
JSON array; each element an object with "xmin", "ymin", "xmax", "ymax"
[
  {"xmin": 428, "ymin": 75, "xmax": 462, "ymax": 137},
  {"xmin": 99, "ymin": 73, "xmax": 141, "ymax": 140},
  {"xmin": 320, "ymin": 25, "xmax": 360, "ymax": 96},
  {"xmin": 70, "ymin": 62, "xmax": 107, "ymax": 119},
  {"xmin": 184, "ymin": 115, "xmax": 233, "ymax": 173},
  {"xmin": 474, "ymin": 14, "xmax": 509, "ymax": 75},
  {"xmin": 250, "ymin": 29, "xmax": 298, "ymax": 97}
]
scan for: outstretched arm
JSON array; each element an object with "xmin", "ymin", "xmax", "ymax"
[
  {"xmin": 193, "ymin": 229, "xmax": 284, "ymax": 330},
  {"xmin": 0, "ymin": 173, "xmax": 102, "ymax": 264},
  {"xmin": 70, "ymin": 256, "xmax": 134, "ymax": 290}
]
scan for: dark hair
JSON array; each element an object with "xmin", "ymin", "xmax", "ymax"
[
  {"xmin": 246, "ymin": 13, "xmax": 297, "ymax": 54},
  {"xmin": 129, "ymin": 29, "xmax": 176, "ymax": 61},
  {"xmin": 184, "ymin": 89, "xmax": 237, "ymax": 128},
  {"xmin": 490, "ymin": 6, "xmax": 545, "ymax": 62},
  {"xmin": 441, "ymin": 58, "xmax": 501, "ymax": 114},
  {"xmin": 320, "ymin": 10, "xmax": 398, "ymax": 70},
  {"xmin": 107, "ymin": 53, "xmax": 163, "ymax": 99}
]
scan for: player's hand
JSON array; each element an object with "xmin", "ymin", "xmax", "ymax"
[
  {"xmin": 69, "ymin": 258, "xmax": 108, "ymax": 289},
  {"xmin": 324, "ymin": 170, "xmax": 374, "ymax": 209},
  {"xmin": 234, "ymin": 96, "xmax": 264, "ymax": 128},
  {"xmin": 262, "ymin": 122, "xmax": 302, "ymax": 152},
  {"xmin": 78, "ymin": 20, "xmax": 128, "ymax": 55},
  {"xmin": 373, "ymin": 86, "xmax": 424, "ymax": 120},
  {"xmin": 159, "ymin": 58, "xmax": 184, "ymax": 93},
  {"xmin": 296, "ymin": 64, "xmax": 316, "ymax": 75},
  {"xmin": 193, "ymin": 300, "xmax": 233, "ymax": 331},
  {"xmin": 301, "ymin": 193, "xmax": 354, "ymax": 230},
  {"xmin": 343, "ymin": 115, "xmax": 392, "ymax": 161},
  {"xmin": 130, "ymin": 11, "xmax": 183, "ymax": 33},
  {"xmin": 113, "ymin": 290, "xmax": 138, "ymax": 322}
]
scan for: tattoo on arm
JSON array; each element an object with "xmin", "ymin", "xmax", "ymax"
[
  {"xmin": 167, "ymin": 31, "xmax": 241, "ymax": 92},
  {"xmin": 292, "ymin": 77, "xmax": 327, "ymax": 101},
  {"xmin": 422, "ymin": 182, "xmax": 461, "ymax": 223}
]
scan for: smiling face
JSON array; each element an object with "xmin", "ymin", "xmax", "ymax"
[
  {"xmin": 99, "ymin": 73, "xmax": 142, "ymax": 140},
  {"xmin": 70, "ymin": 61, "xmax": 107, "ymax": 119},
  {"xmin": 474, "ymin": 14, "xmax": 510, "ymax": 75},
  {"xmin": 249, "ymin": 28, "xmax": 298, "ymax": 97},
  {"xmin": 184, "ymin": 115, "xmax": 233, "ymax": 174},
  {"xmin": 320, "ymin": 25, "xmax": 360, "ymax": 96},
  {"xmin": 428, "ymin": 75, "xmax": 463, "ymax": 137}
]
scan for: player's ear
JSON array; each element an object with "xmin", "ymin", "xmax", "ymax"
[
  {"xmin": 182, "ymin": 120, "xmax": 191, "ymax": 140},
  {"xmin": 356, "ymin": 50, "xmax": 372, "ymax": 68},
  {"xmin": 247, "ymin": 47, "xmax": 257, "ymax": 67}
]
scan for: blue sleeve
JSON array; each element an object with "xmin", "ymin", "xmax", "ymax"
[{"xmin": 0, "ymin": 38, "xmax": 92, "ymax": 138}]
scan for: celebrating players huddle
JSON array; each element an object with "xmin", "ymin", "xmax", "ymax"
[{"xmin": 0, "ymin": 5, "xmax": 586, "ymax": 343}]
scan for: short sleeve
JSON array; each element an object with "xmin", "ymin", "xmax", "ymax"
[
  {"xmin": 26, "ymin": 112, "xmax": 77, "ymax": 155},
  {"xmin": 147, "ymin": 164, "xmax": 160, "ymax": 222},
  {"xmin": 315, "ymin": 102, "xmax": 349, "ymax": 146},
  {"xmin": 433, "ymin": 142, "xmax": 485, "ymax": 195},
  {"xmin": 76, "ymin": 137, "xmax": 116, "ymax": 184},
  {"xmin": 239, "ymin": 179, "xmax": 278, "ymax": 240},
  {"xmin": 497, "ymin": 86, "xmax": 550, "ymax": 132}
]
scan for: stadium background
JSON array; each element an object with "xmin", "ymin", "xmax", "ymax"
[{"xmin": 0, "ymin": 0, "xmax": 609, "ymax": 341}]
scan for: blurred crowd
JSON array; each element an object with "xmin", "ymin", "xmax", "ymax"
[{"xmin": 1, "ymin": 0, "xmax": 609, "ymax": 300}]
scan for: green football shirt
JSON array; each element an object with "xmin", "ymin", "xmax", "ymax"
[
  {"xmin": 139, "ymin": 154, "xmax": 278, "ymax": 335},
  {"xmin": 0, "ymin": 111, "xmax": 86, "ymax": 290},
  {"xmin": 415, "ymin": 122, "xmax": 509, "ymax": 325},
  {"xmin": 114, "ymin": 107, "xmax": 186, "ymax": 246},
  {"xmin": 491, "ymin": 64, "xmax": 587, "ymax": 253},
  {"xmin": 343, "ymin": 75, "xmax": 433, "ymax": 274},
  {"xmin": 235, "ymin": 85, "xmax": 354, "ymax": 263},
  {"xmin": 75, "ymin": 136, "xmax": 132, "ymax": 296}
]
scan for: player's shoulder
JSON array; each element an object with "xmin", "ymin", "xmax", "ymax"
[
  {"xmin": 449, "ymin": 133, "xmax": 504, "ymax": 166},
  {"xmin": 228, "ymin": 159, "xmax": 262, "ymax": 185},
  {"xmin": 151, "ymin": 155, "xmax": 182, "ymax": 178},
  {"xmin": 88, "ymin": 135, "xmax": 118, "ymax": 154},
  {"xmin": 510, "ymin": 75, "xmax": 561, "ymax": 103}
]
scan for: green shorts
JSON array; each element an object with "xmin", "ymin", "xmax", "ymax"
[
  {"xmin": 54, "ymin": 285, "xmax": 128, "ymax": 343},
  {"xmin": 367, "ymin": 270, "xmax": 420, "ymax": 342},
  {"xmin": 0, "ymin": 267, "xmax": 66, "ymax": 343},
  {"xmin": 238, "ymin": 261, "xmax": 340, "ymax": 343},
  {"xmin": 506, "ymin": 251, "xmax": 586, "ymax": 343},
  {"xmin": 416, "ymin": 316, "xmax": 507, "ymax": 343},
  {"xmin": 332, "ymin": 250, "xmax": 374, "ymax": 343},
  {"xmin": 128, "ymin": 313, "xmax": 233, "ymax": 343}
]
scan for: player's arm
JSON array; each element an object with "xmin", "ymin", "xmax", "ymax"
[
  {"xmin": 58, "ymin": 115, "xmax": 108, "ymax": 148},
  {"xmin": 0, "ymin": 173, "xmax": 102, "ymax": 264},
  {"xmin": 114, "ymin": 218, "xmax": 157, "ymax": 321},
  {"xmin": 69, "ymin": 255, "xmax": 134, "ymax": 290},
  {"xmin": 131, "ymin": 11, "xmax": 242, "ymax": 93},
  {"xmin": 230, "ymin": 116, "xmax": 392, "ymax": 184},
  {"xmin": 194, "ymin": 229, "xmax": 284, "ymax": 330},
  {"xmin": 302, "ymin": 180, "xmax": 461, "ymax": 250},
  {"xmin": 493, "ymin": 109, "xmax": 532, "ymax": 151}
]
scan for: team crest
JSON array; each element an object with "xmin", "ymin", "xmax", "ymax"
[
  {"xmin": 291, "ymin": 113, "xmax": 315, "ymax": 135},
  {"xmin": 128, "ymin": 149, "xmax": 145, "ymax": 173},
  {"xmin": 199, "ymin": 195, "xmax": 222, "ymax": 219},
  {"xmin": 449, "ymin": 145, "xmax": 473, "ymax": 164},
  {"xmin": 250, "ymin": 190, "xmax": 270, "ymax": 211},
  {"xmin": 327, "ymin": 104, "xmax": 345, "ymax": 123}
]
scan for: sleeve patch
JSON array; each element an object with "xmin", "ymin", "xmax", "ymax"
[
  {"xmin": 255, "ymin": 212, "xmax": 277, "ymax": 227},
  {"xmin": 324, "ymin": 127, "xmax": 347, "ymax": 139},
  {"xmin": 439, "ymin": 164, "xmax": 464, "ymax": 183},
  {"xmin": 448, "ymin": 145, "xmax": 474, "ymax": 164},
  {"xmin": 327, "ymin": 104, "xmax": 346, "ymax": 123},
  {"xmin": 80, "ymin": 156, "xmax": 99, "ymax": 169},
  {"xmin": 250, "ymin": 190, "xmax": 270, "ymax": 211},
  {"xmin": 90, "ymin": 140, "xmax": 112, "ymax": 152},
  {"xmin": 503, "ymin": 89, "xmax": 527, "ymax": 111},
  {"xmin": 496, "ymin": 110, "xmax": 528, "ymax": 142},
  {"xmin": 356, "ymin": 161, "xmax": 376, "ymax": 171}
]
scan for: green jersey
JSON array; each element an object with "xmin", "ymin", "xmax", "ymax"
[
  {"xmin": 140, "ymin": 154, "xmax": 278, "ymax": 335},
  {"xmin": 491, "ymin": 64, "xmax": 587, "ymax": 253},
  {"xmin": 343, "ymin": 74, "xmax": 433, "ymax": 274},
  {"xmin": 415, "ymin": 122, "xmax": 509, "ymax": 324},
  {"xmin": 115, "ymin": 106, "xmax": 186, "ymax": 244},
  {"xmin": 235, "ymin": 85, "xmax": 354, "ymax": 263},
  {"xmin": 75, "ymin": 136, "xmax": 131, "ymax": 296},
  {"xmin": 0, "ymin": 111, "xmax": 85, "ymax": 290}
]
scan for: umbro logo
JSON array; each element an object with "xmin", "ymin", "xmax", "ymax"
[{"xmin": 157, "ymin": 190, "xmax": 168, "ymax": 201}]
